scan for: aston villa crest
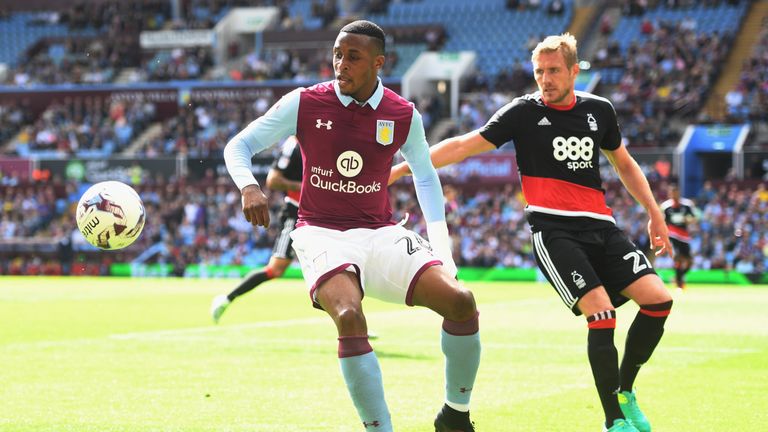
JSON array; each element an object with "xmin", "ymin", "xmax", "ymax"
[{"xmin": 376, "ymin": 120, "xmax": 394, "ymax": 145}]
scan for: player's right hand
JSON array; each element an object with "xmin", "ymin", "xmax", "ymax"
[{"xmin": 241, "ymin": 184, "xmax": 270, "ymax": 228}]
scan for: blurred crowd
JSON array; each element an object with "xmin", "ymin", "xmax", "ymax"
[
  {"xmin": 1, "ymin": 177, "xmax": 765, "ymax": 277},
  {"xmin": 16, "ymin": 97, "xmax": 156, "ymax": 157},
  {"xmin": 1, "ymin": 2, "xmax": 763, "ymax": 155},
  {"xmin": 136, "ymin": 98, "xmax": 272, "ymax": 158},
  {"xmin": 724, "ymin": 17, "xmax": 767, "ymax": 124},
  {"xmin": 597, "ymin": 23, "xmax": 734, "ymax": 146}
]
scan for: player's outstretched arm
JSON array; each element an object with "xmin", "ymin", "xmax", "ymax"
[
  {"xmin": 266, "ymin": 168, "xmax": 301, "ymax": 192},
  {"xmin": 388, "ymin": 130, "xmax": 496, "ymax": 185},
  {"xmin": 604, "ymin": 145, "xmax": 674, "ymax": 257}
]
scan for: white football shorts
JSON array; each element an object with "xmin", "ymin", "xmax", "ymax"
[{"xmin": 290, "ymin": 224, "xmax": 442, "ymax": 307}]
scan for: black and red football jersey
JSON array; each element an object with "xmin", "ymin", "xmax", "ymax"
[
  {"xmin": 660, "ymin": 198, "xmax": 697, "ymax": 242},
  {"xmin": 479, "ymin": 90, "xmax": 622, "ymax": 230},
  {"xmin": 272, "ymin": 136, "xmax": 303, "ymax": 204}
]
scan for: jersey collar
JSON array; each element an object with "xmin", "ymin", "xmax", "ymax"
[
  {"xmin": 542, "ymin": 91, "xmax": 577, "ymax": 111},
  {"xmin": 334, "ymin": 77, "xmax": 384, "ymax": 110}
]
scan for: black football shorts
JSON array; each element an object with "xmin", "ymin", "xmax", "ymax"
[
  {"xmin": 531, "ymin": 225, "xmax": 658, "ymax": 316},
  {"xmin": 670, "ymin": 238, "xmax": 691, "ymax": 259},
  {"xmin": 272, "ymin": 203, "xmax": 298, "ymax": 260}
]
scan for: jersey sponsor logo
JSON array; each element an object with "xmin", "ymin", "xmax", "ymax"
[
  {"xmin": 587, "ymin": 113, "xmax": 598, "ymax": 131},
  {"xmin": 337, "ymin": 150, "xmax": 363, "ymax": 177},
  {"xmin": 538, "ymin": 116, "xmax": 551, "ymax": 126},
  {"xmin": 316, "ymin": 118, "xmax": 333, "ymax": 130},
  {"xmin": 669, "ymin": 212, "xmax": 686, "ymax": 225},
  {"xmin": 309, "ymin": 174, "xmax": 382, "ymax": 194},
  {"xmin": 310, "ymin": 160, "xmax": 379, "ymax": 194},
  {"xmin": 552, "ymin": 136, "xmax": 594, "ymax": 171},
  {"xmin": 376, "ymin": 120, "xmax": 394, "ymax": 145}
]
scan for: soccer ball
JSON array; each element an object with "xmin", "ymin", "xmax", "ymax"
[{"xmin": 75, "ymin": 181, "xmax": 145, "ymax": 250}]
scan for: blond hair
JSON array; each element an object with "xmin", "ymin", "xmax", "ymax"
[{"xmin": 531, "ymin": 33, "xmax": 578, "ymax": 68}]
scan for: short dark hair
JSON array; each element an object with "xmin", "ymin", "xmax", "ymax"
[{"xmin": 340, "ymin": 20, "xmax": 386, "ymax": 54}]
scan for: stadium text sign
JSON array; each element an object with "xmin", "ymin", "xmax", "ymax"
[
  {"xmin": 140, "ymin": 30, "xmax": 215, "ymax": 49},
  {"xmin": 41, "ymin": 158, "xmax": 177, "ymax": 183},
  {"xmin": 437, "ymin": 154, "xmax": 518, "ymax": 184}
]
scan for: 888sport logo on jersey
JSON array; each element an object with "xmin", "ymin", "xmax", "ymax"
[{"xmin": 552, "ymin": 136, "xmax": 594, "ymax": 171}]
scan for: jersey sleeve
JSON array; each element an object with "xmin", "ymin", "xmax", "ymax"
[
  {"xmin": 224, "ymin": 89, "xmax": 301, "ymax": 190},
  {"xmin": 400, "ymin": 108, "xmax": 457, "ymax": 277},
  {"xmin": 399, "ymin": 108, "xmax": 445, "ymax": 224},
  {"xmin": 600, "ymin": 99, "xmax": 622, "ymax": 151},
  {"xmin": 478, "ymin": 99, "xmax": 522, "ymax": 148}
]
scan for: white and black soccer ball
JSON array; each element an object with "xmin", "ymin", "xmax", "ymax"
[{"xmin": 75, "ymin": 181, "xmax": 145, "ymax": 250}]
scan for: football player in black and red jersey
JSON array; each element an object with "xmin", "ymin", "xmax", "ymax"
[
  {"xmin": 391, "ymin": 33, "xmax": 673, "ymax": 432},
  {"xmin": 660, "ymin": 183, "xmax": 699, "ymax": 290},
  {"xmin": 211, "ymin": 136, "xmax": 303, "ymax": 323}
]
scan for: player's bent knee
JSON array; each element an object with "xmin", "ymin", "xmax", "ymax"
[
  {"xmin": 577, "ymin": 287, "xmax": 614, "ymax": 316},
  {"xmin": 446, "ymin": 288, "xmax": 477, "ymax": 322},
  {"xmin": 334, "ymin": 307, "xmax": 367, "ymax": 333}
]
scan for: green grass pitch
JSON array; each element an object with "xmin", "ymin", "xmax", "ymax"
[{"xmin": 1, "ymin": 276, "xmax": 766, "ymax": 431}]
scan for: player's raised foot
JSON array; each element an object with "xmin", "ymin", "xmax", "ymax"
[
  {"xmin": 210, "ymin": 295, "xmax": 231, "ymax": 324},
  {"xmin": 434, "ymin": 404, "xmax": 475, "ymax": 432},
  {"xmin": 602, "ymin": 418, "xmax": 639, "ymax": 432},
  {"xmin": 618, "ymin": 390, "xmax": 651, "ymax": 432}
]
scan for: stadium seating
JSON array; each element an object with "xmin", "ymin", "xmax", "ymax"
[
  {"xmin": 0, "ymin": 12, "xmax": 97, "ymax": 67},
  {"xmin": 367, "ymin": 0, "xmax": 573, "ymax": 77},
  {"xmin": 610, "ymin": 1, "xmax": 748, "ymax": 51}
]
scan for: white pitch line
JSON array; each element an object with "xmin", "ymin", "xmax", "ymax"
[
  {"xmin": 111, "ymin": 327, "xmax": 760, "ymax": 355},
  {"xmin": 109, "ymin": 316, "xmax": 330, "ymax": 340},
  {"xmin": 108, "ymin": 299, "xmax": 552, "ymax": 341},
  {"xmin": 109, "ymin": 308, "xmax": 434, "ymax": 340}
]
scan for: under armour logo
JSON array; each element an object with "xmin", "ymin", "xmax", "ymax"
[
  {"xmin": 363, "ymin": 420, "xmax": 381, "ymax": 428},
  {"xmin": 460, "ymin": 387, "xmax": 472, "ymax": 393},
  {"xmin": 316, "ymin": 119, "xmax": 333, "ymax": 130}
]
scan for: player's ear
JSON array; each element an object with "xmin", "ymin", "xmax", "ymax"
[{"xmin": 374, "ymin": 53, "xmax": 385, "ymax": 72}]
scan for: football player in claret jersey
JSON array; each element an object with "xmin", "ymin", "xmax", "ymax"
[
  {"xmin": 223, "ymin": 20, "xmax": 480, "ymax": 432},
  {"xmin": 391, "ymin": 33, "xmax": 673, "ymax": 432},
  {"xmin": 210, "ymin": 136, "xmax": 303, "ymax": 323},
  {"xmin": 660, "ymin": 184, "xmax": 699, "ymax": 290}
]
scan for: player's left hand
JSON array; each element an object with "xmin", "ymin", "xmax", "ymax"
[{"xmin": 648, "ymin": 217, "xmax": 674, "ymax": 258}]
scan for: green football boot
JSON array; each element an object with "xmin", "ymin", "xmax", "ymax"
[
  {"xmin": 618, "ymin": 389, "xmax": 651, "ymax": 432},
  {"xmin": 603, "ymin": 418, "xmax": 640, "ymax": 432}
]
